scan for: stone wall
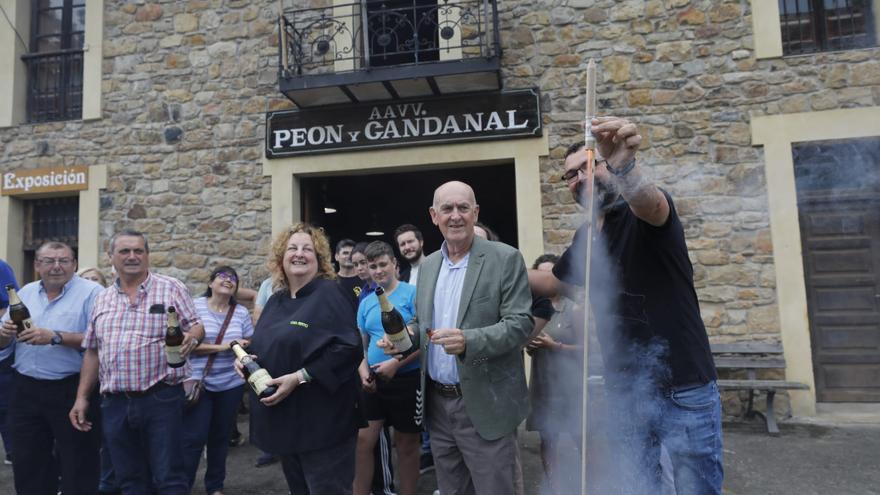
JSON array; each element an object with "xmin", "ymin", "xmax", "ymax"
[
  {"xmin": 1, "ymin": 0, "xmax": 296, "ymax": 292},
  {"xmin": 1, "ymin": 0, "xmax": 879, "ymax": 344},
  {"xmin": 499, "ymin": 0, "xmax": 880, "ymax": 344}
]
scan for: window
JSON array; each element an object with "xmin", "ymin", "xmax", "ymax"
[
  {"xmin": 780, "ymin": 0, "xmax": 876, "ymax": 54},
  {"xmin": 23, "ymin": 0, "xmax": 86, "ymax": 123},
  {"xmin": 793, "ymin": 137, "xmax": 880, "ymax": 193},
  {"xmin": 21, "ymin": 196, "xmax": 79, "ymax": 281},
  {"xmin": 366, "ymin": 0, "xmax": 439, "ymax": 67}
]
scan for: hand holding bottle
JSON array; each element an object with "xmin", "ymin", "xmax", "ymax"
[
  {"xmin": 259, "ymin": 371, "xmax": 305, "ymax": 407},
  {"xmin": 17, "ymin": 325, "xmax": 55, "ymax": 346},
  {"xmin": 0, "ymin": 320, "xmax": 18, "ymax": 340}
]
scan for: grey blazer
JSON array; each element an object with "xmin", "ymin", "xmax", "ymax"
[{"xmin": 410, "ymin": 235, "xmax": 534, "ymax": 441}]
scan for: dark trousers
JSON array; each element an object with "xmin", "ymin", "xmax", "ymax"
[
  {"xmin": 101, "ymin": 384, "xmax": 188, "ymax": 495},
  {"xmin": 10, "ymin": 372, "xmax": 100, "ymax": 495},
  {"xmin": 280, "ymin": 435, "xmax": 357, "ymax": 495},
  {"xmin": 0, "ymin": 359, "xmax": 14, "ymax": 459},
  {"xmin": 182, "ymin": 385, "xmax": 245, "ymax": 493}
]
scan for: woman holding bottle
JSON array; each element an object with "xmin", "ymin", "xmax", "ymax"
[{"xmin": 241, "ymin": 223, "xmax": 364, "ymax": 495}]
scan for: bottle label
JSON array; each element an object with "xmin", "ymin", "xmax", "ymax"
[
  {"xmin": 387, "ymin": 327, "xmax": 412, "ymax": 352},
  {"xmin": 166, "ymin": 344, "xmax": 184, "ymax": 366},
  {"xmin": 248, "ymin": 368, "xmax": 273, "ymax": 395},
  {"xmin": 21, "ymin": 318, "xmax": 33, "ymax": 332}
]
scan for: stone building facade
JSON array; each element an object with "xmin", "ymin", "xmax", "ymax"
[{"xmin": 2, "ymin": 0, "xmax": 879, "ymax": 416}]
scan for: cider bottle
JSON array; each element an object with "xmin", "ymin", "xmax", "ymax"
[
  {"xmin": 230, "ymin": 341, "xmax": 278, "ymax": 399},
  {"xmin": 5, "ymin": 284, "xmax": 33, "ymax": 333},
  {"xmin": 165, "ymin": 306, "xmax": 185, "ymax": 368},
  {"xmin": 375, "ymin": 286, "xmax": 413, "ymax": 353}
]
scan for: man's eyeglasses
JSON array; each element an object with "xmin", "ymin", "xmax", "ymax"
[
  {"xmin": 560, "ymin": 159, "xmax": 607, "ymax": 184},
  {"xmin": 214, "ymin": 272, "xmax": 237, "ymax": 283},
  {"xmin": 38, "ymin": 258, "xmax": 74, "ymax": 267}
]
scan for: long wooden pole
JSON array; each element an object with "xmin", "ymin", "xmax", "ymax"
[
  {"xmin": 580, "ymin": 58, "xmax": 597, "ymax": 495},
  {"xmin": 279, "ymin": 0, "xmax": 289, "ymax": 73}
]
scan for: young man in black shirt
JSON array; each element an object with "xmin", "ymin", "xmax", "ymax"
[
  {"xmin": 335, "ymin": 239, "xmax": 361, "ymax": 308},
  {"xmin": 529, "ymin": 117, "xmax": 722, "ymax": 494}
]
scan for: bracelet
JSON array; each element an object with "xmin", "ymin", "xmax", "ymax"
[{"xmin": 606, "ymin": 158, "xmax": 636, "ymax": 177}]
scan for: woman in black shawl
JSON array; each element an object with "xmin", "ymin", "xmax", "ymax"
[{"xmin": 239, "ymin": 223, "xmax": 364, "ymax": 494}]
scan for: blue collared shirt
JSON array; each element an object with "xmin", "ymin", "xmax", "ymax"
[
  {"xmin": 427, "ymin": 243, "xmax": 469, "ymax": 385},
  {"xmin": 0, "ymin": 275, "xmax": 103, "ymax": 380}
]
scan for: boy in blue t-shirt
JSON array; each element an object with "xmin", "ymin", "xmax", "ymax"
[{"xmin": 353, "ymin": 241, "xmax": 421, "ymax": 495}]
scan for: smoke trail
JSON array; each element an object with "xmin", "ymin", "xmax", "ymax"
[{"xmin": 539, "ymin": 164, "xmax": 677, "ymax": 495}]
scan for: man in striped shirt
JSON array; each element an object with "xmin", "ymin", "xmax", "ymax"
[{"xmin": 69, "ymin": 229, "xmax": 205, "ymax": 495}]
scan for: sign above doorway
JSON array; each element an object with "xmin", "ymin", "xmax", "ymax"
[
  {"xmin": 1, "ymin": 165, "xmax": 89, "ymax": 196},
  {"xmin": 266, "ymin": 89, "xmax": 541, "ymax": 158}
]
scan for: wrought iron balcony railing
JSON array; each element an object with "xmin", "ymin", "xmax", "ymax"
[{"xmin": 278, "ymin": 0, "xmax": 502, "ymax": 107}]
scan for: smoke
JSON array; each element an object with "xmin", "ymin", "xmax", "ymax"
[
  {"xmin": 534, "ymin": 177, "xmax": 676, "ymax": 494},
  {"xmin": 792, "ymin": 138, "xmax": 880, "ymax": 195}
]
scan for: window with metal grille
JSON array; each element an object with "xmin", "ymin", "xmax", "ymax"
[
  {"xmin": 23, "ymin": 0, "xmax": 86, "ymax": 123},
  {"xmin": 366, "ymin": 0, "xmax": 440, "ymax": 67},
  {"xmin": 779, "ymin": 0, "xmax": 877, "ymax": 55},
  {"xmin": 22, "ymin": 196, "xmax": 79, "ymax": 282}
]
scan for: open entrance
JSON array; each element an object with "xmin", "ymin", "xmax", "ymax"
[
  {"xmin": 794, "ymin": 137, "xmax": 880, "ymax": 402},
  {"xmin": 299, "ymin": 162, "xmax": 517, "ymax": 255}
]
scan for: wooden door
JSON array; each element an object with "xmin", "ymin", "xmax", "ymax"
[{"xmin": 795, "ymin": 138, "xmax": 880, "ymax": 402}]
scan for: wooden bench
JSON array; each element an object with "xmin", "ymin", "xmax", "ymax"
[{"xmin": 712, "ymin": 342, "xmax": 809, "ymax": 436}]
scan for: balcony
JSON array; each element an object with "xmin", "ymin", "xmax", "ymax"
[{"xmin": 278, "ymin": 0, "xmax": 502, "ymax": 107}]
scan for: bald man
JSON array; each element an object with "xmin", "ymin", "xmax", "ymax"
[{"xmin": 381, "ymin": 181, "xmax": 534, "ymax": 495}]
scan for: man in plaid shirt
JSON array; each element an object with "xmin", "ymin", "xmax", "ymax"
[{"xmin": 69, "ymin": 229, "xmax": 205, "ymax": 494}]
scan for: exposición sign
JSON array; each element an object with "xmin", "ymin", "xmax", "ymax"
[{"xmin": 1, "ymin": 166, "xmax": 89, "ymax": 196}]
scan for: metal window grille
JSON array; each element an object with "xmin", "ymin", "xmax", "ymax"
[
  {"xmin": 780, "ymin": 0, "xmax": 877, "ymax": 55},
  {"xmin": 24, "ymin": 0, "xmax": 86, "ymax": 123},
  {"xmin": 366, "ymin": 0, "xmax": 440, "ymax": 67},
  {"xmin": 21, "ymin": 196, "xmax": 79, "ymax": 282},
  {"xmin": 23, "ymin": 197, "xmax": 80, "ymax": 251}
]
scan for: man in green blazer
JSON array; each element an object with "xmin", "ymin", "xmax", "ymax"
[{"xmin": 383, "ymin": 180, "xmax": 534, "ymax": 495}]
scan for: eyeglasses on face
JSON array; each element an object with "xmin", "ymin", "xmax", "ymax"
[
  {"xmin": 560, "ymin": 159, "xmax": 608, "ymax": 184},
  {"xmin": 38, "ymin": 258, "xmax": 74, "ymax": 267},
  {"xmin": 214, "ymin": 272, "xmax": 238, "ymax": 283}
]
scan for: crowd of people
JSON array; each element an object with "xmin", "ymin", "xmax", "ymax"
[{"xmin": 0, "ymin": 117, "xmax": 723, "ymax": 495}]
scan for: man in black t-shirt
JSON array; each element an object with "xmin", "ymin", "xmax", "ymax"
[
  {"xmin": 529, "ymin": 117, "xmax": 722, "ymax": 494},
  {"xmin": 335, "ymin": 239, "xmax": 362, "ymax": 309}
]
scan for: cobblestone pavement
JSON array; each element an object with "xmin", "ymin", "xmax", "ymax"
[{"xmin": 1, "ymin": 420, "xmax": 878, "ymax": 494}]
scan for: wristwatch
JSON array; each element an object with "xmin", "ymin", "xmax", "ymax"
[{"xmin": 50, "ymin": 331, "xmax": 63, "ymax": 346}]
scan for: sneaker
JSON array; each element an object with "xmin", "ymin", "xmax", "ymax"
[
  {"xmin": 432, "ymin": 491, "xmax": 440, "ymax": 495},
  {"xmin": 419, "ymin": 453, "xmax": 435, "ymax": 474},
  {"xmin": 255, "ymin": 452, "xmax": 278, "ymax": 468},
  {"xmin": 228, "ymin": 431, "xmax": 245, "ymax": 447}
]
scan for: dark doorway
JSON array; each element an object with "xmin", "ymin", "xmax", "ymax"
[
  {"xmin": 300, "ymin": 163, "xmax": 517, "ymax": 258},
  {"xmin": 795, "ymin": 137, "xmax": 880, "ymax": 402}
]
